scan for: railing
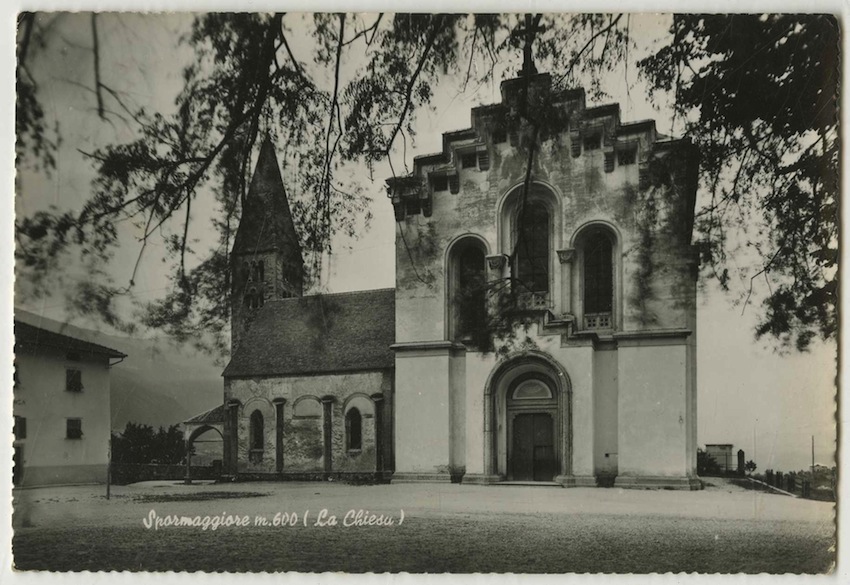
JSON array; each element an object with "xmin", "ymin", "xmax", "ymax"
[
  {"xmin": 515, "ymin": 291, "xmax": 549, "ymax": 310},
  {"xmin": 584, "ymin": 312, "xmax": 612, "ymax": 330}
]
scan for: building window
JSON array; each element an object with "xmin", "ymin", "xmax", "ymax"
[
  {"xmin": 604, "ymin": 152, "xmax": 615, "ymax": 173},
  {"xmin": 432, "ymin": 175, "xmax": 448, "ymax": 192},
  {"xmin": 449, "ymin": 175, "xmax": 460, "ymax": 194},
  {"xmin": 477, "ymin": 150, "xmax": 490, "ymax": 171},
  {"xmin": 515, "ymin": 201, "xmax": 550, "ymax": 294},
  {"xmin": 14, "ymin": 415, "xmax": 26, "ymax": 440},
  {"xmin": 244, "ymin": 260, "xmax": 265, "ymax": 309},
  {"xmin": 404, "ymin": 198, "xmax": 421, "ymax": 216},
  {"xmin": 583, "ymin": 134, "xmax": 601, "ymax": 151},
  {"xmin": 618, "ymin": 148, "xmax": 637, "ymax": 166},
  {"xmin": 570, "ymin": 137, "xmax": 581, "ymax": 158},
  {"xmin": 492, "ymin": 128, "xmax": 507, "ymax": 144},
  {"xmin": 582, "ymin": 229, "xmax": 614, "ymax": 329},
  {"xmin": 66, "ymin": 418, "xmax": 83, "ymax": 440},
  {"xmin": 450, "ymin": 240, "xmax": 487, "ymax": 342},
  {"xmin": 461, "ymin": 153, "xmax": 477, "ymax": 169},
  {"xmin": 511, "ymin": 378, "xmax": 554, "ymax": 400},
  {"xmin": 249, "ymin": 410, "xmax": 264, "ymax": 463},
  {"xmin": 245, "ymin": 287, "xmax": 264, "ymax": 309},
  {"xmin": 66, "ymin": 369, "xmax": 83, "ymax": 393},
  {"xmin": 346, "ymin": 408, "xmax": 362, "ymax": 451}
]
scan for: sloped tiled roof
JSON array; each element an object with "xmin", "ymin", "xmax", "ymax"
[
  {"xmin": 15, "ymin": 320, "xmax": 127, "ymax": 359},
  {"xmin": 223, "ymin": 288, "xmax": 395, "ymax": 378},
  {"xmin": 184, "ymin": 404, "xmax": 226, "ymax": 425}
]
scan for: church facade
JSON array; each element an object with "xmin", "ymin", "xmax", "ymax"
[{"xmin": 190, "ymin": 71, "xmax": 700, "ymax": 489}]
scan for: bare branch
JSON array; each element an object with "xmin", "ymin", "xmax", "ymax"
[
  {"xmin": 382, "ymin": 15, "xmax": 446, "ymax": 158},
  {"xmin": 342, "ymin": 13, "xmax": 383, "ymax": 47},
  {"xmin": 555, "ymin": 14, "xmax": 623, "ymax": 85},
  {"xmin": 91, "ymin": 14, "xmax": 106, "ymax": 120}
]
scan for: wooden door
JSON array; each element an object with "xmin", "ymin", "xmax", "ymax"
[{"xmin": 510, "ymin": 413, "xmax": 555, "ymax": 481}]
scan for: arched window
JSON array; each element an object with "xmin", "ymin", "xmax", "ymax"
[
  {"xmin": 346, "ymin": 408, "xmax": 362, "ymax": 451},
  {"xmin": 249, "ymin": 410, "xmax": 264, "ymax": 463},
  {"xmin": 252, "ymin": 260, "xmax": 264, "ymax": 283},
  {"xmin": 581, "ymin": 229, "xmax": 614, "ymax": 329},
  {"xmin": 450, "ymin": 240, "xmax": 487, "ymax": 342},
  {"xmin": 515, "ymin": 201, "xmax": 549, "ymax": 294}
]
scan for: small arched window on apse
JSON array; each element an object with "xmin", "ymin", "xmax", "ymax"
[
  {"xmin": 515, "ymin": 200, "xmax": 550, "ymax": 295},
  {"xmin": 249, "ymin": 410, "xmax": 264, "ymax": 463},
  {"xmin": 345, "ymin": 408, "xmax": 362, "ymax": 451},
  {"xmin": 579, "ymin": 227, "xmax": 616, "ymax": 330},
  {"xmin": 448, "ymin": 237, "xmax": 487, "ymax": 343}
]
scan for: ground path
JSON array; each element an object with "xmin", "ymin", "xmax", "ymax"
[{"xmin": 12, "ymin": 480, "xmax": 835, "ymax": 573}]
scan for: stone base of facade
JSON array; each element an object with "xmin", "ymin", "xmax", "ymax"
[
  {"xmin": 390, "ymin": 472, "xmax": 453, "ymax": 484},
  {"xmin": 614, "ymin": 475, "xmax": 702, "ymax": 490},
  {"xmin": 225, "ymin": 471, "xmax": 391, "ymax": 483},
  {"xmin": 554, "ymin": 474, "xmax": 597, "ymax": 488},
  {"xmin": 460, "ymin": 473, "xmax": 503, "ymax": 485}
]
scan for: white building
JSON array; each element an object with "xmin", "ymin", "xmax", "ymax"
[{"xmin": 14, "ymin": 311, "xmax": 126, "ymax": 487}]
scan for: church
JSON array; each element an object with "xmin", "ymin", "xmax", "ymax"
[{"xmin": 184, "ymin": 71, "xmax": 701, "ymax": 489}]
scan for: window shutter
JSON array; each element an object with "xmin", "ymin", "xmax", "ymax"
[{"xmin": 478, "ymin": 150, "xmax": 490, "ymax": 171}]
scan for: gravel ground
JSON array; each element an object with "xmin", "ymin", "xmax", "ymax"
[{"xmin": 11, "ymin": 480, "xmax": 836, "ymax": 573}]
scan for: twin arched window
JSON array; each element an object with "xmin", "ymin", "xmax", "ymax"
[{"xmin": 243, "ymin": 260, "xmax": 265, "ymax": 309}]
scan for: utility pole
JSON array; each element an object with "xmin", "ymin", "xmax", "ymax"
[
  {"xmin": 811, "ymin": 435, "xmax": 815, "ymax": 477},
  {"xmin": 106, "ymin": 433, "xmax": 112, "ymax": 500}
]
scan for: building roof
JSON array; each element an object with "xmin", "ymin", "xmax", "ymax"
[
  {"xmin": 14, "ymin": 320, "xmax": 127, "ymax": 359},
  {"xmin": 232, "ymin": 137, "xmax": 303, "ymax": 259},
  {"xmin": 223, "ymin": 288, "xmax": 395, "ymax": 378},
  {"xmin": 184, "ymin": 404, "xmax": 226, "ymax": 425}
]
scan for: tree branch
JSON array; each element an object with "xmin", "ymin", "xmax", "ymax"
[
  {"xmin": 91, "ymin": 14, "xmax": 106, "ymax": 120},
  {"xmin": 555, "ymin": 14, "xmax": 623, "ymax": 85}
]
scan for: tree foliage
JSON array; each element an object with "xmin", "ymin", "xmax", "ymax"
[
  {"xmin": 640, "ymin": 14, "xmax": 838, "ymax": 350},
  {"xmin": 111, "ymin": 422, "xmax": 185, "ymax": 465},
  {"xmin": 696, "ymin": 449, "xmax": 721, "ymax": 476},
  {"xmin": 15, "ymin": 13, "xmax": 838, "ymax": 354}
]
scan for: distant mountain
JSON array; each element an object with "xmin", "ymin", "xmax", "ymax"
[{"xmin": 101, "ymin": 334, "xmax": 224, "ymax": 431}]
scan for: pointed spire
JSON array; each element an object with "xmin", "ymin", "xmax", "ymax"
[{"xmin": 232, "ymin": 136, "xmax": 301, "ymax": 258}]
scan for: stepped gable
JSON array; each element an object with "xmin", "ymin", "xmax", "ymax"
[
  {"xmin": 223, "ymin": 288, "xmax": 395, "ymax": 378},
  {"xmin": 386, "ymin": 71, "xmax": 695, "ymax": 221},
  {"xmin": 232, "ymin": 137, "xmax": 302, "ymax": 259}
]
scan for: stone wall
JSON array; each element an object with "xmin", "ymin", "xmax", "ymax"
[{"xmin": 224, "ymin": 370, "xmax": 392, "ymax": 477}]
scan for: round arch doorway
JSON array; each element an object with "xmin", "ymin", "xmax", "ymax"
[
  {"xmin": 506, "ymin": 375, "xmax": 559, "ymax": 481},
  {"xmin": 484, "ymin": 353, "xmax": 572, "ymax": 483}
]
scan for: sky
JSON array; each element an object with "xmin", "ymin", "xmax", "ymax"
[{"xmin": 10, "ymin": 11, "xmax": 839, "ymax": 473}]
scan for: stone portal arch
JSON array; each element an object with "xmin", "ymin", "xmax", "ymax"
[
  {"xmin": 184, "ymin": 424, "xmax": 224, "ymax": 484},
  {"xmin": 483, "ymin": 351, "xmax": 574, "ymax": 485}
]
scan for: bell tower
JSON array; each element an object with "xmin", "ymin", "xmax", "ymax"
[{"xmin": 230, "ymin": 137, "xmax": 304, "ymax": 353}]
